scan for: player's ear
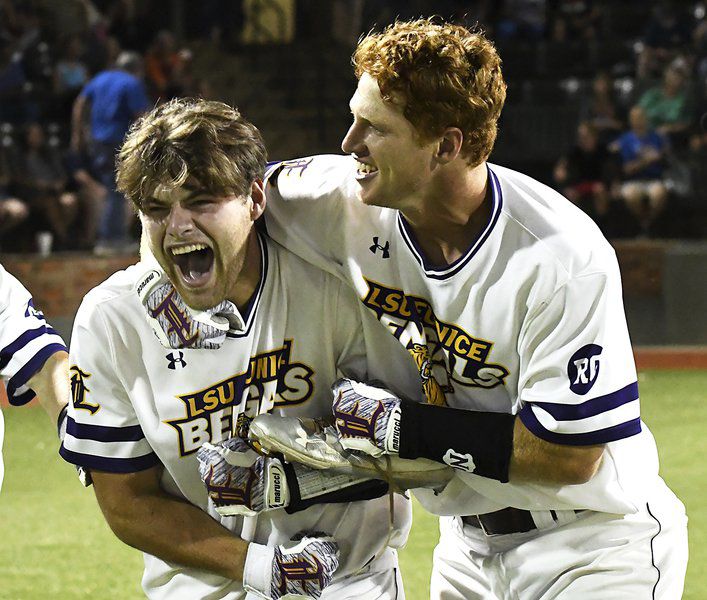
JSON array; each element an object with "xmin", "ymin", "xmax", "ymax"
[
  {"xmin": 435, "ymin": 127, "xmax": 463, "ymax": 164},
  {"xmin": 249, "ymin": 179, "xmax": 266, "ymax": 220}
]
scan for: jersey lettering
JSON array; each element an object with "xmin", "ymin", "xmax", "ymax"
[
  {"xmin": 362, "ymin": 278, "xmax": 509, "ymax": 403},
  {"xmin": 70, "ymin": 365, "xmax": 100, "ymax": 414},
  {"xmin": 166, "ymin": 340, "xmax": 315, "ymax": 455}
]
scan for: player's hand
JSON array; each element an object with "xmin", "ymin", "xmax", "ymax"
[
  {"xmin": 135, "ymin": 266, "xmax": 241, "ymax": 349},
  {"xmin": 244, "ymin": 535, "xmax": 340, "ymax": 600},
  {"xmin": 197, "ymin": 437, "xmax": 289, "ymax": 516},
  {"xmin": 332, "ymin": 378, "xmax": 402, "ymax": 457}
]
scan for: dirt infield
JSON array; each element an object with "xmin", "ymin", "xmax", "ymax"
[{"xmin": 2, "ymin": 346, "xmax": 705, "ymax": 408}]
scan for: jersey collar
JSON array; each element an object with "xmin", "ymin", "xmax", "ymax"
[
  {"xmin": 396, "ymin": 165, "xmax": 503, "ymax": 280},
  {"xmin": 226, "ymin": 230, "xmax": 268, "ymax": 338}
]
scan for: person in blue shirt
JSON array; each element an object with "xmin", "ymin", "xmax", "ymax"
[
  {"xmin": 612, "ymin": 105, "xmax": 669, "ymax": 236},
  {"xmin": 71, "ymin": 51, "xmax": 150, "ymax": 255}
]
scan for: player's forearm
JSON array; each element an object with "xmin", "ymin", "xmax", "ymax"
[
  {"xmin": 397, "ymin": 402, "xmax": 602, "ymax": 485},
  {"xmin": 27, "ymin": 350, "xmax": 69, "ymax": 426},
  {"xmin": 509, "ymin": 418, "xmax": 604, "ymax": 484},
  {"xmin": 93, "ymin": 474, "xmax": 249, "ymax": 581}
]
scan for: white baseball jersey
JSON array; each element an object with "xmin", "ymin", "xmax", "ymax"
[
  {"xmin": 264, "ymin": 155, "xmax": 667, "ymax": 517},
  {"xmin": 60, "ymin": 233, "xmax": 422, "ymax": 599},
  {"xmin": 0, "ymin": 264, "xmax": 67, "ymax": 490}
]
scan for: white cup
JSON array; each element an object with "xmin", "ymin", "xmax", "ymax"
[{"xmin": 36, "ymin": 231, "xmax": 53, "ymax": 257}]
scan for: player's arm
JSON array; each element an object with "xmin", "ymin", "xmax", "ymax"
[
  {"xmin": 91, "ymin": 466, "xmax": 248, "ymax": 581},
  {"xmin": 510, "ymin": 418, "xmax": 603, "ymax": 484},
  {"xmin": 332, "ymin": 380, "xmax": 601, "ymax": 485},
  {"xmin": 26, "ymin": 349, "xmax": 69, "ymax": 428}
]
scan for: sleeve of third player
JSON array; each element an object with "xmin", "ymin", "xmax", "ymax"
[
  {"xmin": 516, "ymin": 267, "xmax": 641, "ymax": 446},
  {"xmin": 264, "ymin": 155, "xmax": 352, "ymax": 278},
  {"xmin": 59, "ymin": 295, "xmax": 160, "ymax": 473},
  {"xmin": 0, "ymin": 264, "xmax": 67, "ymax": 405}
]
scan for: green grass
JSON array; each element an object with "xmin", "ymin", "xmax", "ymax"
[{"xmin": 0, "ymin": 370, "xmax": 704, "ymax": 599}]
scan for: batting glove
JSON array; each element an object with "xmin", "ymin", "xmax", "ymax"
[
  {"xmin": 135, "ymin": 266, "xmax": 243, "ymax": 349},
  {"xmin": 198, "ymin": 435, "xmax": 377, "ymax": 516},
  {"xmin": 244, "ymin": 535, "xmax": 340, "ymax": 600},
  {"xmin": 332, "ymin": 378, "xmax": 402, "ymax": 457},
  {"xmin": 197, "ymin": 437, "xmax": 285, "ymax": 516}
]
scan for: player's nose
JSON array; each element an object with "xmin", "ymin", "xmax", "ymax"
[
  {"xmin": 165, "ymin": 203, "xmax": 195, "ymax": 237},
  {"xmin": 341, "ymin": 123, "xmax": 366, "ymax": 156}
]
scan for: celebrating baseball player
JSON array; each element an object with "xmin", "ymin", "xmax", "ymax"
[
  {"xmin": 259, "ymin": 18, "xmax": 689, "ymax": 599},
  {"xmin": 0, "ymin": 263, "xmax": 69, "ymax": 492},
  {"xmin": 59, "ymin": 98, "xmax": 432, "ymax": 599}
]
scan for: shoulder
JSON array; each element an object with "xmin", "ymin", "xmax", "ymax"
[
  {"xmin": 489, "ymin": 164, "xmax": 616, "ymax": 279},
  {"xmin": 76, "ymin": 263, "xmax": 144, "ymax": 325},
  {"xmin": 266, "ymin": 154, "xmax": 359, "ymax": 203}
]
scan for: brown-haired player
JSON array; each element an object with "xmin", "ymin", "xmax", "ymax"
[
  {"xmin": 61, "ymin": 98, "xmax": 426, "ymax": 599},
  {"xmin": 262, "ymin": 18, "xmax": 689, "ymax": 599}
]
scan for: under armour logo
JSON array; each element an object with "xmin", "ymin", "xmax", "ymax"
[
  {"xmin": 369, "ymin": 237, "xmax": 390, "ymax": 258},
  {"xmin": 166, "ymin": 351, "xmax": 187, "ymax": 370},
  {"xmin": 443, "ymin": 448, "xmax": 475, "ymax": 472}
]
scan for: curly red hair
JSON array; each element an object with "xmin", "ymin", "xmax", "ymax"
[{"xmin": 353, "ymin": 19, "xmax": 506, "ymax": 166}]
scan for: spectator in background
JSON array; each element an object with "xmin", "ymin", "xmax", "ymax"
[
  {"xmin": 16, "ymin": 123, "xmax": 78, "ymax": 250},
  {"xmin": 71, "ymin": 50, "xmax": 150, "ymax": 255},
  {"xmin": 496, "ymin": 0, "xmax": 547, "ymax": 41},
  {"xmin": 553, "ymin": 121, "xmax": 614, "ymax": 231},
  {"xmin": 551, "ymin": 0, "xmax": 602, "ymax": 42},
  {"xmin": 579, "ymin": 71, "xmax": 625, "ymax": 144},
  {"xmin": 611, "ymin": 105, "xmax": 669, "ymax": 236},
  {"xmin": 65, "ymin": 148, "xmax": 105, "ymax": 250},
  {"xmin": 144, "ymin": 30, "xmax": 192, "ymax": 101},
  {"xmin": 637, "ymin": 1, "xmax": 692, "ymax": 80},
  {"xmin": 638, "ymin": 61, "xmax": 694, "ymax": 147},
  {"xmin": 53, "ymin": 35, "xmax": 89, "ymax": 120},
  {"xmin": 0, "ymin": 191, "xmax": 28, "ymax": 248}
]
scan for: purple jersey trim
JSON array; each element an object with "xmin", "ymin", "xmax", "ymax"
[
  {"xmin": 226, "ymin": 231, "xmax": 268, "ymax": 339},
  {"xmin": 396, "ymin": 166, "xmax": 503, "ymax": 280},
  {"xmin": 0, "ymin": 325, "xmax": 50, "ymax": 370},
  {"xmin": 6, "ymin": 342, "xmax": 68, "ymax": 404},
  {"xmin": 59, "ymin": 445, "xmax": 161, "ymax": 473},
  {"xmin": 528, "ymin": 381, "xmax": 639, "ymax": 421},
  {"xmin": 520, "ymin": 407, "xmax": 642, "ymax": 445},
  {"xmin": 66, "ymin": 416, "xmax": 146, "ymax": 442}
]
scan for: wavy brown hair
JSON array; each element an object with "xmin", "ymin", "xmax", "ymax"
[
  {"xmin": 353, "ymin": 18, "xmax": 506, "ymax": 166},
  {"xmin": 117, "ymin": 98, "xmax": 267, "ymax": 212}
]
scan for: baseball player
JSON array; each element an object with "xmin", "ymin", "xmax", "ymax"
[
  {"xmin": 260, "ymin": 19, "xmax": 689, "ymax": 599},
  {"xmin": 60, "ymin": 98, "xmax": 424, "ymax": 600},
  {"xmin": 0, "ymin": 263, "xmax": 69, "ymax": 491}
]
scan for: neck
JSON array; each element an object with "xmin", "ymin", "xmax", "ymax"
[
  {"xmin": 229, "ymin": 231, "xmax": 262, "ymax": 311},
  {"xmin": 401, "ymin": 162, "xmax": 490, "ymax": 267}
]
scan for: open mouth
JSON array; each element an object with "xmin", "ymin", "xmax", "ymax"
[
  {"xmin": 354, "ymin": 159, "xmax": 378, "ymax": 180},
  {"xmin": 170, "ymin": 243, "xmax": 214, "ymax": 287}
]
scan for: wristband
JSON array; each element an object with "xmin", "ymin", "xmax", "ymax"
[
  {"xmin": 398, "ymin": 402, "xmax": 515, "ymax": 482},
  {"xmin": 243, "ymin": 542, "xmax": 274, "ymax": 598}
]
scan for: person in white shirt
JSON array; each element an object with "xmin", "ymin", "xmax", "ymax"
[
  {"xmin": 0, "ymin": 263, "xmax": 69, "ymax": 491},
  {"xmin": 60, "ymin": 98, "xmax": 423, "ymax": 600},
  {"xmin": 262, "ymin": 18, "xmax": 689, "ymax": 599}
]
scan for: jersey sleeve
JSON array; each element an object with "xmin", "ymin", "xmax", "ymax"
[
  {"xmin": 59, "ymin": 294, "xmax": 160, "ymax": 473},
  {"xmin": 517, "ymin": 267, "xmax": 641, "ymax": 446},
  {"xmin": 264, "ymin": 155, "xmax": 354, "ymax": 278},
  {"xmin": 0, "ymin": 265, "xmax": 67, "ymax": 405}
]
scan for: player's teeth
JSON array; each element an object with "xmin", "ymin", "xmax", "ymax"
[
  {"xmin": 356, "ymin": 161, "xmax": 377, "ymax": 174},
  {"xmin": 172, "ymin": 243, "xmax": 208, "ymax": 256}
]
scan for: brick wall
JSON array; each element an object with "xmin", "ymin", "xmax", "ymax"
[{"xmin": 2, "ymin": 253, "xmax": 139, "ymax": 320}]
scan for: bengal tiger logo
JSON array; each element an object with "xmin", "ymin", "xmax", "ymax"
[{"xmin": 409, "ymin": 343, "xmax": 448, "ymax": 407}]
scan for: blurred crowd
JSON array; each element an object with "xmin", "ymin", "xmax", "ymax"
[{"xmin": 1, "ymin": 0, "xmax": 706, "ymax": 254}]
